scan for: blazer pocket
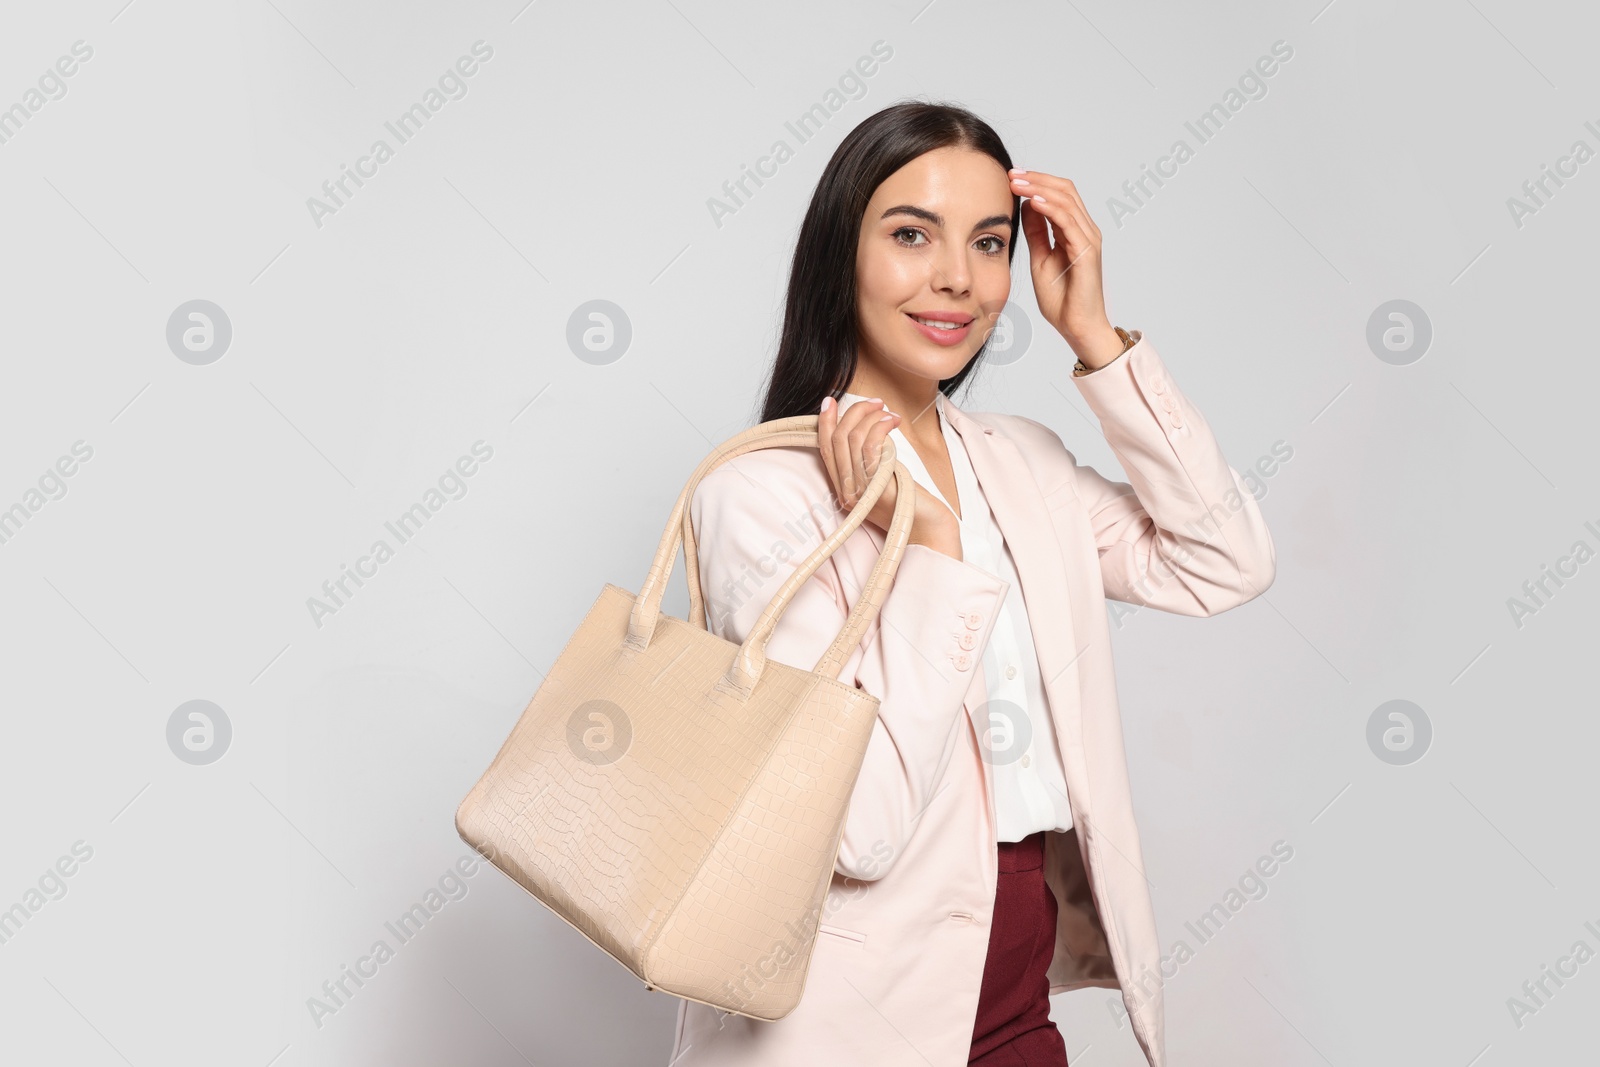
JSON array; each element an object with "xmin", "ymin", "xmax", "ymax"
[
  {"xmin": 817, "ymin": 922, "xmax": 867, "ymax": 946},
  {"xmin": 1049, "ymin": 473, "xmax": 1088, "ymax": 502},
  {"xmin": 1043, "ymin": 478, "xmax": 1081, "ymax": 513}
]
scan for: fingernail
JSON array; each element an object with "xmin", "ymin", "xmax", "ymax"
[
  {"xmin": 1033, "ymin": 195, "xmax": 1047, "ymax": 204},
  {"xmin": 821, "ymin": 396, "xmax": 833, "ymax": 412}
]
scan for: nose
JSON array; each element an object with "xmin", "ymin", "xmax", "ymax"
[{"xmin": 929, "ymin": 240, "xmax": 972, "ymax": 297}]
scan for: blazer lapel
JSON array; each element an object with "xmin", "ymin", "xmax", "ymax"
[{"xmin": 939, "ymin": 394, "xmax": 1090, "ymax": 820}]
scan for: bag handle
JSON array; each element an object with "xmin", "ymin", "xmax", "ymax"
[
  {"xmin": 676, "ymin": 416, "xmax": 911, "ymax": 677},
  {"xmin": 679, "ymin": 429, "xmax": 837, "ymax": 632},
  {"xmin": 626, "ymin": 414, "xmax": 916, "ymax": 700}
]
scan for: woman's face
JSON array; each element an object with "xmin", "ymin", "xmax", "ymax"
[{"xmin": 854, "ymin": 145, "xmax": 1015, "ymax": 390}]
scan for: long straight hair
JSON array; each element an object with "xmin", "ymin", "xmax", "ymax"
[{"xmin": 757, "ymin": 100, "xmax": 1020, "ymax": 424}]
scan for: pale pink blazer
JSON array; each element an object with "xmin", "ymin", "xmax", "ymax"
[{"xmin": 670, "ymin": 334, "xmax": 1275, "ymax": 1067}]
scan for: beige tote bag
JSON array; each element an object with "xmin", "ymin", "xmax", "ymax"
[{"xmin": 455, "ymin": 414, "xmax": 918, "ymax": 1020}]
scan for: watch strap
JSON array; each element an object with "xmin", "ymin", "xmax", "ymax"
[{"xmin": 1073, "ymin": 325, "xmax": 1136, "ymax": 376}]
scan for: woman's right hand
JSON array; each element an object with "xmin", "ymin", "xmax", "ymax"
[{"xmin": 818, "ymin": 395, "xmax": 961, "ymax": 557}]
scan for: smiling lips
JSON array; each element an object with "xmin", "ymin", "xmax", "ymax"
[{"xmin": 906, "ymin": 310, "xmax": 975, "ymax": 346}]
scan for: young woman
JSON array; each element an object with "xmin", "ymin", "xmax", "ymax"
[{"xmin": 673, "ymin": 101, "xmax": 1275, "ymax": 1067}]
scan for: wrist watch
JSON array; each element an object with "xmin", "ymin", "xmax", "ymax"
[{"xmin": 1073, "ymin": 325, "xmax": 1137, "ymax": 376}]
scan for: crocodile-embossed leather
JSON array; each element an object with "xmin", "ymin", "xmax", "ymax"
[{"xmin": 455, "ymin": 415, "xmax": 919, "ymax": 1020}]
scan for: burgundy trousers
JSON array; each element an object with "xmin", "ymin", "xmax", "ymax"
[{"xmin": 968, "ymin": 830, "xmax": 1070, "ymax": 1066}]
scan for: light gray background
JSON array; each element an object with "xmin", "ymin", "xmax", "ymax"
[{"xmin": 1, "ymin": 0, "xmax": 1595, "ymax": 1064}]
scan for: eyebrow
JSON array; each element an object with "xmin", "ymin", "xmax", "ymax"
[{"xmin": 880, "ymin": 204, "xmax": 1013, "ymax": 233}]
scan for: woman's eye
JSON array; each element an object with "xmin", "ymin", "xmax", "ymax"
[{"xmin": 892, "ymin": 228, "xmax": 1005, "ymax": 255}]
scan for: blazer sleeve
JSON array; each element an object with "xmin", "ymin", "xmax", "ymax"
[
  {"xmin": 1031, "ymin": 331, "xmax": 1277, "ymax": 616},
  {"xmin": 689, "ymin": 458, "xmax": 1011, "ymax": 882}
]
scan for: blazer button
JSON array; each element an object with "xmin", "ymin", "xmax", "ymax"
[
  {"xmin": 1149, "ymin": 377, "xmax": 1167, "ymax": 393},
  {"xmin": 965, "ymin": 611, "xmax": 983, "ymax": 629},
  {"xmin": 953, "ymin": 652, "xmax": 972, "ymax": 671},
  {"xmin": 959, "ymin": 632, "xmax": 977, "ymax": 650},
  {"xmin": 1172, "ymin": 416, "xmax": 1185, "ymax": 428},
  {"xmin": 1159, "ymin": 395, "xmax": 1176, "ymax": 412}
]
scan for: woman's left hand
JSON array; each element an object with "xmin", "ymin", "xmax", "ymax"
[{"xmin": 1010, "ymin": 168, "xmax": 1125, "ymax": 371}]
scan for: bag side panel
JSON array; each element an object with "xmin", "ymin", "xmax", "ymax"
[{"xmin": 646, "ymin": 681, "xmax": 880, "ymax": 1018}]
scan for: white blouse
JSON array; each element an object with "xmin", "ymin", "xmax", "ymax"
[{"xmin": 837, "ymin": 390, "xmax": 1073, "ymax": 843}]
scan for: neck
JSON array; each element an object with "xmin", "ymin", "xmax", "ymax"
[{"xmin": 845, "ymin": 380, "xmax": 943, "ymax": 442}]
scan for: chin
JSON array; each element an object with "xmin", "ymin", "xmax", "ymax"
[
  {"xmin": 905, "ymin": 351, "xmax": 973, "ymax": 382},
  {"xmin": 865, "ymin": 328, "xmax": 974, "ymax": 380}
]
